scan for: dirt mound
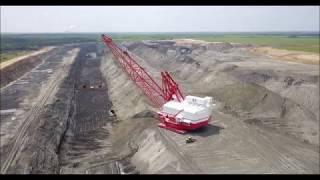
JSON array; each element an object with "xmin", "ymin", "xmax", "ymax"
[
  {"xmin": 98, "ymin": 39, "xmax": 319, "ymax": 173},
  {"xmin": 122, "ymin": 40, "xmax": 319, "ymax": 146},
  {"xmin": 193, "ymin": 77, "xmax": 318, "ymax": 145},
  {"xmin": 230, "ymin": 69, "xmax": 274, "ymax": 84},
  {"xmin": 206, "ymin": 42, "xmax": 234, "ymax": 52}
]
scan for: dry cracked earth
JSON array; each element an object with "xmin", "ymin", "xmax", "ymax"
[{"xmin": 0, "ymin": 40, "xmax": 319, "ymax": 174}]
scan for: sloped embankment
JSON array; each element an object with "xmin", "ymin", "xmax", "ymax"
[
  {"xmin": 101, "ymin": 49, "xmax": 193, "ymax": 173},
  {"xmin": 100, "ymin": 40, "xmax": 319, "ymax": 174},
  {"xmin": 0, "ymin": 48, "xmax": 56, "ymax": 87},
  {"xmin": 123, "ymin": 40, "xmax": 319, "ymax": 146}
]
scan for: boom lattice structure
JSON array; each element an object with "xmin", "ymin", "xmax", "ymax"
[{"xmin": 101, "ymin": 34, "xmax": 184, "ymax": 107}]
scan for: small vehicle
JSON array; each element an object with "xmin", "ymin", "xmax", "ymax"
[
  {"xmin": 110, "ymin": 109, "xmax": 117, "ymax": 117},
  {"xmin": 186, "ymin": 137, "xmax": 196, "ymax": 144}
]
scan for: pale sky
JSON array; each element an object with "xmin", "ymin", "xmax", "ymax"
[{"xmin": 1, "ymin": 6, "xmax": 319, "ymax": 33}]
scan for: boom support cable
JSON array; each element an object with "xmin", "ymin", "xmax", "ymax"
[{"xmin": 101, "ymin": 34, "xmax": 184, "ymax": 108}]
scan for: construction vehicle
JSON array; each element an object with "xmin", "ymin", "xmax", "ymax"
[
  {"xmin": 101, "ymin": 34, "xmax": 214, "ymax": 134},
  {"xmin": 186, "ymin": 137, "xmax": 196, "ymax": 144}
]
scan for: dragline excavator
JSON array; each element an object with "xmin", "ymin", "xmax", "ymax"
[{"xmin": 101, "ymin": 34, "xmax": 214, "ymax": 134}]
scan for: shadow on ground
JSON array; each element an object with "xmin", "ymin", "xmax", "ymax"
[{"xmin": 187, "ymin": 124, "xmax": 224, "ymax": 137}]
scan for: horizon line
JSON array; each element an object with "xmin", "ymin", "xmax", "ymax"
[{"xmin": 1, "ymin": 31, "xmax": 319, "ymax": 34}]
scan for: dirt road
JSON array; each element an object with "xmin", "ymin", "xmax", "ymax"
[
  {"xmin": 1, "ymin": 46, "xmax": 79, "ymax": 173},
  {"xmin": 0, "ymin": 47, "xmax": 55, "ymax": 69}
]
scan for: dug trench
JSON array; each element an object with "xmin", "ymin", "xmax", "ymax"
[
  {"xmin": 57, "ymin": 43, "xmax": 138, "ymax": 174},
  {"xmin": 1, "ymin": 45, "xmax": 79, "ymax": 173},
  {"xmin": 1, "ymin": 43, "xmax": 139, "ymax": 174},
  {"xmin": 1, "ymin": 40, "xmax": 319, "ymax": 174}
]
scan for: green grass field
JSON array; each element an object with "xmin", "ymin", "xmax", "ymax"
[
  {"xmin": 111, "ymin": 34, "xmax": 319, "ymax": 54},
  {"xmin": 1, "ymin": 33, "xmax": 99, "ymax": 63},
  {"xmin": 196, "ymin": 35, "xmax": 319, "ymax": 53},
  {"xmin": 1, "ymin": 33, "xmax": 319, "ymax": 63},
  {"xmin": 0, "ymin": 50, "xmax": 34, "ymax": 63}
]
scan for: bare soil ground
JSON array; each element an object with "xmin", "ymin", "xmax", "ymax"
[
  {"xmin": 1, "ymin": 45, "xmax": 79, "ymax": 173},
  {"xmin": 106, "ymin": 39, "xmax": 319, "ymax": 174},
  {"xmin": 0, "ymin": 43, "xmax": 138, "ymax": 174},
  {"xmin": 0, "ymin": 39, "xmax": 318, "ymax": 174},
  {"xmin": 0, "ymin": 47, "xmax": 55, "ymax": 69},
  {"xmin": 0, "ymin": 47, "xmax": 58, "ymax": 88},
  {"xmin": 250, "ymin": 47, "xmax": 319, "ymax": 65}
]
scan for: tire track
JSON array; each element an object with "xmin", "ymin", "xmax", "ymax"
[
  {"xmin": 1, "ymin": 49, "xmax": 78, "ymax": 174},
  {"xmin": 157, "ymin": 128, "xmax": 203, "ymax": 173}
]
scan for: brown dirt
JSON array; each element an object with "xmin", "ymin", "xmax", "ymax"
[
  {"xmin": 250, "ymin": 47, "xmax": 319, "ymax": 65},
  {"xmin": 0, "ymin": 47, "xmax": 55, "ymax": 69}
]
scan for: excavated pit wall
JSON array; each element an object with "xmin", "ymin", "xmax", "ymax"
[
  {"xmin": 16, "ymin": 43, "xmax": 141, "ymax": 174},
  {"xmin": 0, "ymin": 48, "xmax": 57, "ymax": 88},
  {"xmin": 124, "ymin": 40, "xmax": 319, "ymax": 146},
  {"xmin": 58, "ymin": 43, "xmax": 116, "ymax": 174},
  {"xmin": 101, "ymin": 40, "xmax": 319, "ymax": 173},
  {"xmin": 101, "ymin": 48, "xmax": 193, "ymax": 174},
  {"xmin": 2, "ymin": 43, "xmax": 161, "ymax": 174},
  {"xmin": 5, "ymin": 40, "xmax": 316, "ymax": 174},
  {"xmin": 2, "ymin": 48, "xmax": 79, "ymax": 174}
]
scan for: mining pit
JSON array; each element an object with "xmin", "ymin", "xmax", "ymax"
[{"xmin": 0, "ymin": 40, "xmax": 319, "ymax": 174}]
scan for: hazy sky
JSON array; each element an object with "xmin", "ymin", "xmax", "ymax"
[{"xmin": 1, "ymin": 6, "xmax": 319, "ymax": 33}]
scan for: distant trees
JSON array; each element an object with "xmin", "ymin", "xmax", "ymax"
[{"xmin": 0, "ymin": 34, "xmax": 98, "ymax": 53}]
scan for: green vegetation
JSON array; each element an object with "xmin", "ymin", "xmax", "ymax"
[
  {"xmin": 1, "ymin": 33, "xmax": 98, "ymax": 52},
  {"xmin": 195, "ymin": 35, "xmax": 319, "ymax": 53},
  {"xmin": 110, "ymin": 33, "xmax": 320, "ymax": 54},
  {"xmin": 1, "ymin": 32, "xmax": 319, "ymax": 63},
  {"xmin": 0, "ymin": 50, "xmax": 34, "ymax": 63},
  {"xmin": 1, "ymin": 33, "xmax": 99, "ymax": 62}
]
